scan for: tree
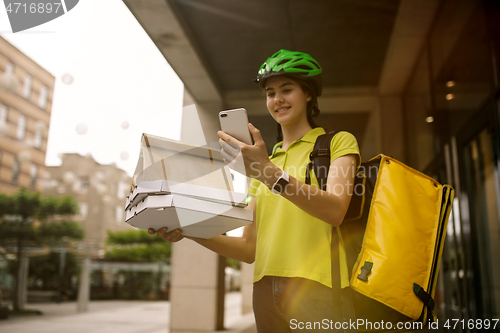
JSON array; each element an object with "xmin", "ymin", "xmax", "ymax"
[
  {"xmin": 104, "ymin": 230, "xmax": 171, "ymax": 300},
  {"xmin": 29, "ymin": 221, "xmax": 84, "ymax": 296},
  {"xmin": 105, "ymin": 229, "xmax": 171, "ymax": 262},
  {"xmin": 26, "ymin": 252, "xmax": 80, "ymax": 293},
  {"xmin": 0, "ymin": 188, "xmax": 79, "ymax": 311}
]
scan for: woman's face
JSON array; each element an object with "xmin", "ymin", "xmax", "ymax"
[{"xmin": 265, "ymin": 76, "xmax": 311, "ymax": 126}]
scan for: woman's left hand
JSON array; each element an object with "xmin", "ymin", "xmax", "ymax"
[{"xmin": 218, "ymin": 123, "xmax": 277, "ymax": 182}]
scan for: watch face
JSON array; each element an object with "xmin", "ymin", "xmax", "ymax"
[{"xmin": 275, "ymin": 178, "xmax": 289, "ymax": 194}]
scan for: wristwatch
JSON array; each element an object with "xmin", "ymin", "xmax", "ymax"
[{"xmin": 271, "ymin": 170, "xmax": 290, "ymax": 195}]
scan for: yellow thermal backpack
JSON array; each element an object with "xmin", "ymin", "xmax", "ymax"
[{"xmin": 306, "ymin": 132, "xmax": 454, "ymax": 332}]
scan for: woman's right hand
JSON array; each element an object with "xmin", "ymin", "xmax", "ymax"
[{"xmin": 148, "ymin": 227, "xmax": 184, "ymax": 242}]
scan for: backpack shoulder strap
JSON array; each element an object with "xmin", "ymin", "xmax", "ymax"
[
  {"xmin": 306, "ymin": 131, "xmax": 358, "ymax": 332},
  {"xmin": 305, "ymin": 131, "xmax": 336, "ymax": 191}
]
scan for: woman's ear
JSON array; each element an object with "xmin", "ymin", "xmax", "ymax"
[{"xmin": 306, "ymin": 93, "xmax": 312, "ymax": 102}]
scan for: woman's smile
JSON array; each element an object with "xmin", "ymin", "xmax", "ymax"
[{"xmin": 276, "ymin": 106, "xmax": 291, "ymax": 114}]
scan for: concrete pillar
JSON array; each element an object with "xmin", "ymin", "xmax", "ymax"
[
  {"xmin": 77, "ymin": 256, "xmax": 91, "ymax": 312},
  {"xmin": 170, "ymin": 240, "xmax": 225, "ymax": 332},
  {"xmin": 180, "ymin": 101, "xmax": 221, "ymax": 147},
  {"xmin": 240, "ymin": 262, "xmax": 254, "ymax": 315},
  {"xmin": 180, "ymin": 103, "xmax": 206, "ymax": 146},
  {"xmin": 170, "ymin": 98, "xmax": 226, "ymax": 332}
]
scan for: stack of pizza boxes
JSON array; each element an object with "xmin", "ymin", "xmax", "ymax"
[{"xmin": 124, "ymin": 133, "xmax": 252, "ymax": 239}]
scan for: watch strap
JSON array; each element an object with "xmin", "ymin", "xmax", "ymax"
[{"xmin": 271, "ymin": 170, "xmax": 290, "ymax": 194}]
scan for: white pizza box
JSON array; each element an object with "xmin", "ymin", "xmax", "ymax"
[
  {"xmin": 133, "ymin": 133, "xmax": 233, "ymax": 191},
  {"xmin": 125, "ymin": 180, "xmax": 247, "ymax": 211},
  {"xmin": 124, "ymin": 193, "xmax": 253, "ymax": 239}
]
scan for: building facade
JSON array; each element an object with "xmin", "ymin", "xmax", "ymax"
[
  {"xmin": 43, "ymin": 153, "xmax": 133, "ymax": 247},
  {"xmin": 0, "ymin": 37, "xmax": 54, "ymax": 195},
  {"xmin": 402, "ymin": 0, "xmax": 500, "ymax": 324}
]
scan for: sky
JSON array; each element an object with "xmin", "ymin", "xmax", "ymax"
[{"xmin": 0, "ymin": 0, "xmax": 185, "ymax": 176}]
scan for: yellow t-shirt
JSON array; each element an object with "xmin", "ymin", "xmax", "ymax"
[{"xmin": 248, "ymin": 127, "xmax": 360, "ymax": 288}]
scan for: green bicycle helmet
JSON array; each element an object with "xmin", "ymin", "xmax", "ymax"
[{"xmin": 255, "ymin": 49, "xmax": 323, "ymax": 96}]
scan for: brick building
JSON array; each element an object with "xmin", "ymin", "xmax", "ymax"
[{"xmin": 0, "ymin": 37, "xmax": 54, "ymax": 194}]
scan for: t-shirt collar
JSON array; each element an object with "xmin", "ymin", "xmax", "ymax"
[{"xmin": 271, "ymin": 127, "xmax": 326, "ymax": 156}]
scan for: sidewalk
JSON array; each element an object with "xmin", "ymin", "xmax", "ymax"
[{"xmin": 0, "ymin": 292, "xmax": 256, "ymax": 333}]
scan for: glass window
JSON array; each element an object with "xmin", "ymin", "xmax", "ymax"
[
  {"xmin": 16, "ymin": 115, "xmax": 26, "ymax": 140},
  {"xmin": 30, "ymin": 164, "xmax": 38, "ymax": 189},
  {"xmin": 117, "ymin": 181, "xmax": 129, "ymax": 200},
  {"xmin": 0, "ymin": 105, "xmax": 7, "ymax": 126},
  {"xmin": 116, "ymin": 206, "xmax": 124, "ymax": 224},
  {"xmin": 5, "ymin": 62, "xmax": 13, "ymax": 75},
  {"xmin": 79, "ymin": 202, "xmax": 88, "ymax": 218},
  {"xmin": 459, "ymin": 124, "xmax": 500, "ymax": 320},
  {"xmin": 12, "ymin": 159, "xmax": 19, "ymax": 184},
  {"xmin": 34, "ymin": 128, "xmax": 42, "ymax": 148},
  {"xmin": 80, "ymin": 177, "xmax": 89, "ymax": 192},
  {"xmin": 38, "ymin": 86, "xmax": 47, "ymax": 109},
  {"xmin": 22, "ymin": 74, "xmax": 31, "ymax": 99}
]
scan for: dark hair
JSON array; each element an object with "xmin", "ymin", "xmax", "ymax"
[{"xmin": 276, "ymin": 77, "xmax": 321, "ymax": 142}]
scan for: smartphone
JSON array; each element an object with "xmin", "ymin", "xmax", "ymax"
[{"xmin": 219, "ymin": 108, "xmax": 252, "ymax": 145}]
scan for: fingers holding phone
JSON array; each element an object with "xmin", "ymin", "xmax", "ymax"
[
  {"xmin": 218, "ymin": 108, "xmax": 251, "ymax": 175},
  {"xmin": 218, "ymin": 111, "xmax": 273, "ymax": 179},
  {"xmin": 218, "ymin": 138, "xmax": 246, "ymax": 175}
]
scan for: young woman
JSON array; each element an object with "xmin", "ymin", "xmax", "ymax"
[{"xmin": 149, "ymin": 49, "xmax": 360, "ymax": 332}]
